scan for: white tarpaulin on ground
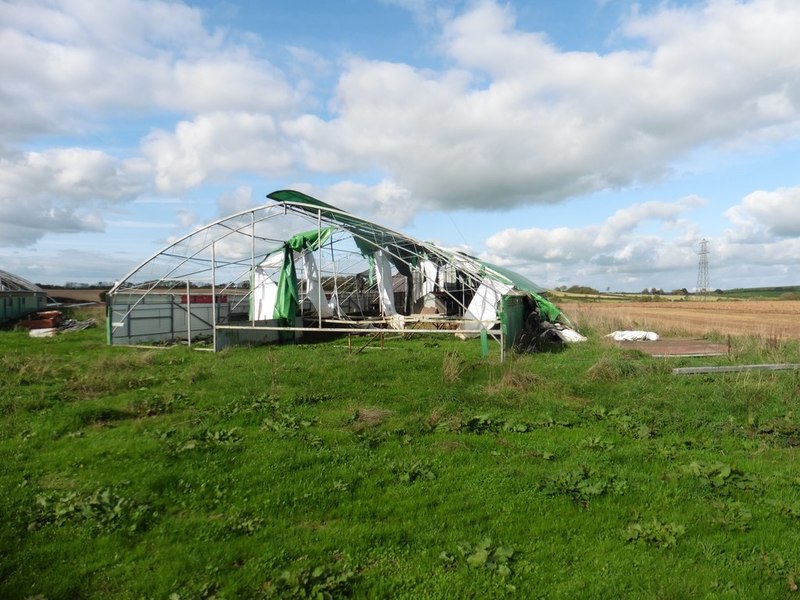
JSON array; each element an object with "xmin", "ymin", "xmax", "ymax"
[
  {"xmin": 606, "ymin": 330, "xmax": 660, "ymax": 341},
  {"xmin": 558, "ymin": 326, "xmax": 588, "ymax": 343}
]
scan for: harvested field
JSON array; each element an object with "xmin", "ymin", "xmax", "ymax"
[
  {"xmin": 45, "ymin": 288, "xmax": 106, "ymax": 303},
  {"xmin": 566, "ymin": 300, "xmax": 800, "ymax": 339}
]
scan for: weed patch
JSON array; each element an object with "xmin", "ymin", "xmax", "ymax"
[
  {"xmin": 539, "ymin": 466, "xmax": 627, "ymax": 505},
  {"xmin": 589, "ymin": 406, "xmax": 656, "ymax": 439},
  {"xmin": 712, "ymin": 500, "xmax": 753, "ymax": 531},
  {"xmin": 442, "ymin": 350, "xmax": 466, "ymax": 383},
  {"xmin": 293, "ymin": 392, "xmax": 333, "ymax": 406},
  {"xmin": 453, "ymin": 413, "xmax": 574, "ymax": 434},
  {"xmin": 586, "ymin": 354, "xmax": 646, "ymax": 381},
  {"xmin": 267, "ymin": 562, "xmax": 356, "ymax": 599},
  {"xmin": 177, "ymin": 428, "xmax": 243, "ymax": 452},
  {"xmin": 681, "ymin": 461, "xmax": 759, "ymax": 494},
  {"xmin": 758, "ymin": 553, "xmax": 800, "ymax": 594},
  {"xmin": 391, "ymin": 461, "xmax": 437, "ymax": 484},
  {"xmin": 484, "ymin": 369, "xmax": 543, "ymax": 395},
  {"xmin": 29, "ymin": 487, "xmax": 154, "ymax": 534},
  {"xmin": 441, "ymin": 538, "xmax": 515, "ymax": 579},
  {"xmin": 623, "ymin": 517, "xmax": 685, "ymax": 548},
  {"xmin": 753, "ymin": 417, "xmax": 800, "ymax": 447},
  {"xmin": 262, "ymin": 406, "xmax": 317, "ymax": 438},
  {"xmin": 131, "ymin": 392, "xmax": 184, "ymax": 417}
]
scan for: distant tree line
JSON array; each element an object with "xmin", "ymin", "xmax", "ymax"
[{"xmin": 39, "ymin": 282, "xmax": 115, "ymax": 289}]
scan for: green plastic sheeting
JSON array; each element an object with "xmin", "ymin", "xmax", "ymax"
[
  {"xmin": 269, "ymin": 189, "xmax": 421, "ymax": 277},
  {"xmin": 530, "ymin": 292, "xmax": 564, "ymax": 324},
  {"xmin": 287, "ymin": 228, "xmax": 332, "ymax": 252},
  {"xmin": 268, "ymin": 189, "xmax": 568, "ymax": 326},
  {"xmin": 480, "ymin": 261, "xmax": 565, "ymax": 324},
  {"xmin": 272, "ymin": 227, "xmax": 333, "ymax": 328}
]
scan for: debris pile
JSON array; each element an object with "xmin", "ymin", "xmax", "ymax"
[
  {"xmin": 18, "ymin": 310, "xmax": 98, "ymax": 337},
  {"xmin": 18, "ymin": 310, "xmax": 63, "ymax": 330}
]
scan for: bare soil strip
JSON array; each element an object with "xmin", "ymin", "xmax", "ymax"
[{"xmin": 616, "ymin": 338, "xmax": 730, "ymax": 357}]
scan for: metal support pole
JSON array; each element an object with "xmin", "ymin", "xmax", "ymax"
[
  {"xmin": 251, "ymin": 211, "xmax": 256, "ymax": 327},
  {"xmin": 211, "ymin": 242, "xmax": 217, "ymax": 352},
  {"xmin": 186, "ymin": 280, "xmax": 192, "ymax": 346},
  {"xmin": 317, "ymin": 209, "xmax": 323, "ymax": 329}
]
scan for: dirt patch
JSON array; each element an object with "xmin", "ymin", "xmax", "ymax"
[
  {"xmin": 352, "ymin": 407, "xmax": 391, "ymax": 429},
  {"xmin": 616, "ymin": 338, "xmax": 730, "ymax": 357},
  {"xmin": 46, "ymin": 288, "xmax": 107, "ymax": 303}
]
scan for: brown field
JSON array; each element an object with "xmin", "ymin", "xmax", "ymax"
[
  {"xmin": 565, "ymin": 300, "xmax": 800, "ymax": 339},
  {"xmin": 46, "ymin": 288, "xmax": 107, "ymax": 303}
]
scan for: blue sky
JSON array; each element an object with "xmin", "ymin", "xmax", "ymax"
[{"xmin": 2, "ymin": 0, "xmax": 799, "ymax": 292}]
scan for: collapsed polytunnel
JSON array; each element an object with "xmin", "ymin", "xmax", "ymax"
[{"xmin": 107, "ymin": 190, "xmax": 582, "ymax": 354}]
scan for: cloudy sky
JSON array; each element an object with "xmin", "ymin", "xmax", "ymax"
[{"xmin": 2, "ymin": 0, "xmax": 799, "ymax": 292}]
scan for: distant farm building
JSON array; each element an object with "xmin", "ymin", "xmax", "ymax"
[{"xmin": 0, "ymin": 270, "xmax": 48, "ymax": 325}]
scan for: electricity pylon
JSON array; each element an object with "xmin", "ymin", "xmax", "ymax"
[{"xmin": 696, "ymin": 239, "xmax": 710, "ymax": 297}]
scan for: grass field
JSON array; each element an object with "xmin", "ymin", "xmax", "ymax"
[{"xmin": 2, "ymin": 307, "xmax": 800, "ymax": 598}]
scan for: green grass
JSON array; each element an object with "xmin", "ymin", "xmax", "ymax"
[
  {"xmin": 721, "ymin": 285, "xmax": 800, "ymax": 299},
  {"xmin": 3, "ymin": 315, "xmax": 800, "ymax": 598}
]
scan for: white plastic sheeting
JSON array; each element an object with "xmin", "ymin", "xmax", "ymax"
[
  {"xmin": 558, "ymin": 326, "xmax": 588, "ymax": 343},
  {"xmin": 606, "ymin": 330, "xmax": 660, "ymax": 341},
  {"xmin": 463, "ymin": 278, "xmax": 513, "ymax": 331},
  {"xmin": 412, "ymin": 259, "xmax": 438, "ymax": 302},
  {"xmin": 303, "ymin": 251, "xmax": 333, "ymax": 318},
  {"xmin": 251, "ymin": 253, "xmax": 283, "ymax": 320},
  {"xmin": 373, "ymin": 249, "xmax": 397, "ymax": 316}
]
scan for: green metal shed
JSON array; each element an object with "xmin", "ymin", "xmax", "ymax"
[{"xmin": 0, "ymin": 270, "xmax": 48, "ymax": 325}]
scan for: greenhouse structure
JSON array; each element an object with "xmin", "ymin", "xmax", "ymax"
[{"xmin": 107, "ymin": 190, "xmax": 580, "ymax": 356}]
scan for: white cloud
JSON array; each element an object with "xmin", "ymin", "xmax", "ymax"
[
  {"xmin": 292, "ymin": 179, "xmax": 422, "ymax": 228},
  {"xmin": 217, "ymin": 185, "xmax": 255, "ymax": 217},
  {"xmin": 0, "ymin": 0, "xmax": 302, "ymax": 247},
  {"xmin": 0, "ymin": 148, "xmax": 146, "ymax": 245},
  {"xmin": 479, "ymin": 184, "xmax": 800, "ymax": 292},
  {"xmin": 288, "ymin": 0, "xmax": 800, "ymax": 210},
  {"xmin": 175, "ymin": 208, "xmax": 197, "ymax": 230},
  {"xmin": 484, "ymin": 197, "xmax": 702, "ymax": 263},
  {"xmin": 478, "ymin": 196, "xmax": 711, "ymax": 290},
  {"xmin": 8, "ymin": 0, "xmax": 800, "ymax": 224},
  {"xmin": 724, "ymin": 187, "xmax": 800, "ymax": 239},
  {"xmin": 3, "ymin": 0, "xmax": 800, "ymax": 292},
  {"xmin": 0, "ymin": 246, "xmax": 138, "ymax": 285},
  {"xmin": 0, "ymin": 0, "xmax": 298, "ymax": 140},
  {"xmin": 141, "ymin": 112, "xmax": 293, "ymax": 193}
]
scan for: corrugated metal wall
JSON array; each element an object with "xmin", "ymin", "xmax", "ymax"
[
  {"xmin": 108, "ymin": 293, "xmax": 245, "ymax": 345},
  {"xmin": 500, "ymin": 294, "xmax": 526, "ymax": 350},
  {"xmin": 0, "ymin": 293, "xmax": 47, "ymax": 324}
]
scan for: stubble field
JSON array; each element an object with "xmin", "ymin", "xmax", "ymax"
[{"xmin": 566, "ymin": 300, "xmax": 800, "ymax": 339}]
